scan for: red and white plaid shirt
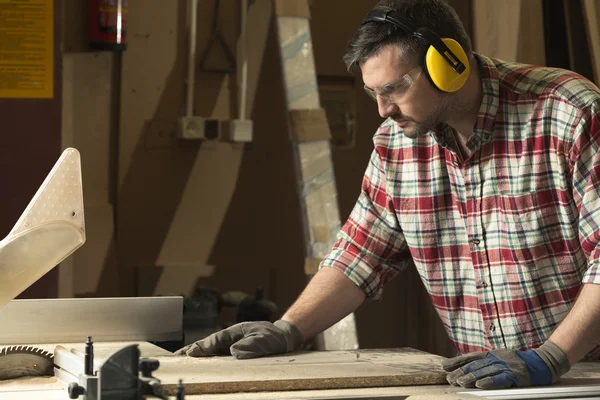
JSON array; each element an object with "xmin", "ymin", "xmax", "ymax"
[{"xmin": 321, "ymin": 53, "xmax": 600, "ymax": 356}]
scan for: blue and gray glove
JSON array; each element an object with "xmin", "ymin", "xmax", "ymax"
[{"xmin": 442, "ymin": 341, "xmax": 571, "ymax": 389}]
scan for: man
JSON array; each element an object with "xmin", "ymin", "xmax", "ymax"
[{"xmin": 175, "ymin": 0, "xmax": 600, "ymax": 390}]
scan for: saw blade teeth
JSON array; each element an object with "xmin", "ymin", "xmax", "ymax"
[{"xmin": 0, "ymin": 345, "xmax": 54, "ymax": 360}]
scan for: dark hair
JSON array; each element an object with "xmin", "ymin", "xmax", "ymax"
[{"xmin": 343, "ymin": 0, "xmax": 472, "ymax": 73}]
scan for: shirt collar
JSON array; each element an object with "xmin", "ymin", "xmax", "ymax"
[{"xmin": 470, "ymin": 53, "xmax": 500, "ymax": 148}]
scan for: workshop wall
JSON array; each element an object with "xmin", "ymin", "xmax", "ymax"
[{"xmin": 54, "ymin": 0, "xmax": 600, "ymax": 358}]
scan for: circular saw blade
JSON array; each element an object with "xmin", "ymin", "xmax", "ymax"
[{"xmin": 0, "ymin": 345, "xmax": 54, "ymax": 380}]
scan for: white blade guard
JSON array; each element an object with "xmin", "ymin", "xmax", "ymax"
[{"xmin": 0, "ymin": 148, "xmax": 86, "ymax": 309}]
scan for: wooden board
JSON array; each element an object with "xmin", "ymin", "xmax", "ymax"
[
  {"xmin": 1, "ymin": 346, "xmax": 600, "ymax": 399},
  {"xmin": 274, "ymin": 2, "xmax": 358, "ymax": 352},
  {"xmin": 154, "ymin": 348, "xmax": 447, "ymax": 395}
]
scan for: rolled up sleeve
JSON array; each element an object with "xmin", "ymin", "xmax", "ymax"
[
  {"xmin": 571, "ymin": 101, "xmax": 600, "ymax": 284},
  {"xmin": 319, "ymin": 148, "xmax": 412, "ymax": 300}
]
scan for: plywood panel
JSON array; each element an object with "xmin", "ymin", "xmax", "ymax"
[
  {"xmin": 153, "ymin": 349, "xmax": 447, "ymax": 395},
  {"xmin": 2, "ymin": 353, "xmax": 600, "ymax": 399}
]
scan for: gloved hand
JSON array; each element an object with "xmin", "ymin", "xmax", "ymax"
[
  {"xmin": 173, "ymin": 320, "xmax": 304, "ymax": 359},
  {"xmin": 441, "ymin": 341, "xmax": 571, "ymax": 389}
]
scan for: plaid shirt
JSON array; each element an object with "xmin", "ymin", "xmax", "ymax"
[{"xmin": 321, "ymin": 53, "xmax": 600, "ymax": 356}]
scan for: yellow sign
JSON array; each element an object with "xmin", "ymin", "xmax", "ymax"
[{"xmin": 0, "ymin": 0, "xmax": 54, "ymax": 99}]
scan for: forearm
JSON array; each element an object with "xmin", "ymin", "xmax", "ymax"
[
  {"xmin": 281, "ymin": 267, "xmax": 366, "ymax": 340},
  {"xmin": 548, "ymin": 283, "xmax": 600, "ymax": 365}
]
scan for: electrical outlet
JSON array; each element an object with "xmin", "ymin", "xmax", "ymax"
[
  {"xmin": 222, "ymin": 119, "xmax": 253, "ymax": 142},
  {"xmin": 178, "ymin": 116, "xmax": 221, "ymax": 140}
]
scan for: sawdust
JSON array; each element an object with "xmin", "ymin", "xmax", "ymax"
[{"xmin": 0, "ymin": 376, "xmax": 63, "ymax": 392}]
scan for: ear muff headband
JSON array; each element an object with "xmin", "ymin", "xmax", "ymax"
[{"xmin": 361, "ymin": 6, "xmax": 470, "ymax": 92}]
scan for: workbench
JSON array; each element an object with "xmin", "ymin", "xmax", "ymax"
[{"xmin": 0, "ymin": 341, "xmax": 598, "ymax": 400}]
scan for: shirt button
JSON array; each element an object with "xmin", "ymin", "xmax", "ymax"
[
  {"xmin": 471, "ymin": 239, "xmax": 481, "ymax": 245},
  {"xmin": 490, "ymin": 324, "xmax": 495, "ymax": 331},
  {"xmin": 481, "ymin": 281, "xmax": 488, "ymax": 288}
]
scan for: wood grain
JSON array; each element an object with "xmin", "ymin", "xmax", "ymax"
[{"xmin": 154, "ymin": 348, "xmax": 447, "ymax": 395}]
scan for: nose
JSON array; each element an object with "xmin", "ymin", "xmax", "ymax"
[{"xmin": 376, "ymin": 96, "xmax": 398, "ymax": 119}]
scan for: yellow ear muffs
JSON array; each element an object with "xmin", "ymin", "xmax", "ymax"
[{"xmin": 424, "ymin": 38, "xmax": 470, "ymax": 92}]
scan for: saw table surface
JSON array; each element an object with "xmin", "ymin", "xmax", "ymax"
[{"xmin": 0, "ymin": 343, "xmax": 598, "ymax": 399}]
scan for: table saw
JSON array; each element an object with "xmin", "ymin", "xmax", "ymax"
[{"xmin": 1, "ymin": 150, "xmax": 599, "ymax": 400}]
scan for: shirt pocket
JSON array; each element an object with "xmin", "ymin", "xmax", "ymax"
[{"xmin": 498, "ymin": 193, "xmax": 582, "ymax": 344}]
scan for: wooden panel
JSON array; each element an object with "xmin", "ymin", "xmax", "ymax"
[
  {"xmin": 276, "ymin": 17, "xmax": 340, "ymax": 278},
  {"xmin": 154, "ymin": 349, "xmax": 446, "ymax": 395},
  {"xmin": 160, "ymin": 351, "xmax": 600, "ymax": 396},
  {"xmin": 2, "ymin": 350, "xmax": 600, "ymax": 399}
]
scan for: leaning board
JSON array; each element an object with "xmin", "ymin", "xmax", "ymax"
[
  {"xmin": 274, "ymin": 0, "xmax": 358, "ymax": 352},
  {"xmin": 154, "ymin": 348, "xmax": 447, "ymax": 395}
]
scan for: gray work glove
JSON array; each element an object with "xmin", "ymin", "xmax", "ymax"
[
  {"xmin": 173, "ymin": 320, "xmax": 304, "ymax": 359},
  {"xmin": 441, "ymin": 341, "xmax": 571, "ymax": 389}
]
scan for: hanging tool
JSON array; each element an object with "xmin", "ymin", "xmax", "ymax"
[
  {"xmin": 199, "ymin": 0, "xmax": 236, "ymax": 73},
  {"xmin": 0, "ymin": 345, "xmax": 54, "ymax": 380}
]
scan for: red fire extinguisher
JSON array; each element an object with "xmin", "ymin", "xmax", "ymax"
[{"xmin": 88, "ymin": 0, "xmax": 128, "ymax": 51}]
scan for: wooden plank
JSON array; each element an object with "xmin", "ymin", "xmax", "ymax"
[
  {"xmin": 153, "ymin": 348, "xmax": 447, "ymax": 395},
  {"xmin": 275, "ymin": 13, "xmax": 358, "ymax": 350},
  {"xmin": 0, "ymin": 297, "xmax": 183, "ymax": 344},
  {"xmin": 159, "ymin": 350, "xmax": 600, "ymax": 396},
  {"xmin": 290, "ymin": 109, "xmax": 332, "ymax": 142},
  {"xmin": 582, "ymin": 0, "xmax": 600, "ymax": 85},
  {"xmin": 0, "ymin": 348, "xmax": 446, "ymax": 396},
  {"xmin": 2, "ymin": 349, "xmax": 600, "ymax": 398}
]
